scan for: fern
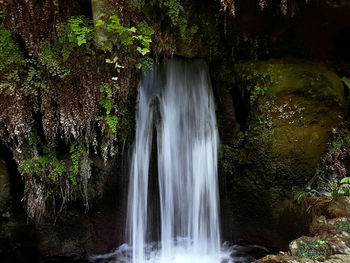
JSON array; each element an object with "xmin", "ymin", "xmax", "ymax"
[
  {"xmin": 105, "ymin": 115, "xmax": 119, "ymax": 134},
  {"xmin": 69, "ymin": 143, "xmax": 84, "ymax": 185}
]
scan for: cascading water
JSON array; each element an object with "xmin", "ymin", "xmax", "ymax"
[
  {"xmin": 88, "ymin": 59, "xmax": 268, "ymax": 263},
  {"xmin": 127, "ymin": 59, "xmax": 222, "ymax": 263}
]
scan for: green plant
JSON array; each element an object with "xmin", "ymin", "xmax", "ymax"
[
  {"xmin": 0, "ymin": 25, "xmax": 23, "ymax": 92},
  {"xmin": 99, "ymin": 83, "xmax": 114, "ymax": 114},
  {"xmin": 244, "ymin": 70, "xmax": 271, "ymax": 104},
  {"xmin": 69, "ymin": 143, "xmax": 84, "ymax": 185},
  {"xmin": 296, "ymin": 239, "xmax": 329, "ymax": 260},
  {"xmin": 99, "ymin": 83, "xmax": 120, "ymax": 133},
  {"xmin": 67, "ymin": 16, "xmax": 94, "ymax": 47},
  {"xmin": 162, "ymin": 0, "xmax": 188, "ymax": 36},
  {"xmin": 341, "ymin": 77, "xmax": 350, "ymax": 91},
  {"xmin": 38, "ymin": 40, "xmax": 70, "ymax": 78},
  {"xmin": 0, "ymin": 24, "xmax": 23, "ymax": 71},
  {"xmin": 294, "ymin": 177, "xmax": 350, "ymax": 204},
  {"xmin": 105, "ymin": 115, "xmax": 119, "ymax": 134},
  {"xmin": 96, "ymin": 13, "xmax": 154, "ymax": 71},
  {"xmin": 19, "ymin": 145, "xmax": 65, "ymax": 183},
  {"xmin": 0, "ymin": 10, "xmax": 4, "ymax": 18}
]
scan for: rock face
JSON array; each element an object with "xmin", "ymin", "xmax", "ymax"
[
  {"xmin": 220, "ymin": 58, "xmax": 348, "ymax": 249},
  {"xmin": 0, "ymin": 160, "xmax": 10, "ymax": 214}
]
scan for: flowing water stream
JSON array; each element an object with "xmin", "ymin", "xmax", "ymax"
[
  {"xmin": 127, "ymin": 59, "xmax": 221, "ymax": 263},
  {"xmin": 88, "ymin": 59, "xmax": 268, "ymax": 263}
]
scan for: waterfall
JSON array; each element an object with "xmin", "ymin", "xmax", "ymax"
[{"xmin": 127, "ymin": 59, "xmax": 221, "ymax": 263}]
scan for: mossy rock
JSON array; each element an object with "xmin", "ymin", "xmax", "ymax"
[
  {"xmin": 236, "ymin": 58, "xmax": 347, "ymax": 105},
  {"xmin": 220, "ymin": 58, "xmax": 348, "ymax": 248},
  {"xmin": 234, "ymin": 58, "xmax": 347, "ymax": 189}
]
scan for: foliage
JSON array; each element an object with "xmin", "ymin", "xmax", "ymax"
[
  {"xmin": 38, "ymin": 40, "xmax": 70, "ymax": 78},
  {"xmin": 294, "ymin": 178, "xmax": 350, "ymax": 203},
  {"xmin": 0, "ymin": 25, "xmax": 23, "ymax": 70},
  {"xmin": 296, "ymin": 239, "xmax": 329, "ymax": 260},
  {"xmin": 105, "ymin": 115, "xmax": 119, "ymax": 134},
  {"xmin": 0, "ymin": 25, "xmax": 23, "ymax": 93},
  {"xmin": 19, "ymin": 132, "xmax": 88, "ymax": 186},
  {"xmin": 341, "ymin": 77, "xmax": 350, "ymax": 90},
  {"xmin": 341, "ymin": 77, "xmax": 350, "ymax": 103},
  {"xmin": 22, "ymin": 59, "xmax": 48, "ymax": 96},
  {"xmin": 96, "ymin": 13, "xmax": 154, "ymax": 71},
  {"xmin": 99, "ymin": 83, "xmax": 114, "ymax": 115},
  {"xmin": 67, "ymin": 16, "xmax": 94, "ymax": 47},
  {"xmin": 0, "ymin": 15, "xmax": 94, "ymax": 95},
  {"xmin": 99, "ymin": 83, "xmax": 119, "ymax": 133},
  {"xmin": 69, "ymin": 143, "xmax": 84, "ymax": 185},
  {"xmin": 241, "ymin": 69, "xmax": 272, "ymax": 104},
  {"xmin": 162, "ymin": 0, "xmax": 188, "ymax": 37},
  {"xmin": 19, "ymin": 145, "xmax": 65, "ymax": 183},
  {"xmin": 0, "ymin": 10, "xmax": 4, "ymax": 18}
]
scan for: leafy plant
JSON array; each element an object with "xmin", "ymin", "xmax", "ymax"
[
  {"xmin": 69, "ymin": 143, "xmax": 84, "ymax": 185},
  {"xmin": 22, "ymin": 59, "xmax": 48, "ymax": 96},
  {"xmin": 105, "ymin": 115, "xmax": 119, "ymax": 134},
  {"xmin": 38, "ymin": 40, "xmax": 70, "ymax": 78},
  {"xmin": 96, "ymin": 13, "xmax": 154, "ymax": 71},
  {"xmin": 162, "ymin": 0, "xmax": 188, "ymax": 36},
  {"xmin": 19, "ymin": 145, "xmax": 65, "ymax": 183},
  {"xmin": 67, "ymin": 16, "xmax": 94, "ymax": 47},
  {"xmin": 0, "ymin": 25, "xmax": 23, "ymax": 91},
  {"xmin": 99, "ymin": 83, "xmax": 120, "ymax": 133},
  {"xmin": 341, "ymin": 77, "xmax": 350, "ymax": 91}
]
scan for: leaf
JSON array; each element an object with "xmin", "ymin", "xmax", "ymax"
[
  {"xmin": 95, "ymin": 19, "xmax": 105, "ymax": 27},
  {"xmin": 341, "ymin": 177, "xmax": 350, "ymax": 184},
  {"xmin": 105, "ymin": 58, "xmax": 114, "ymax": 63},
  {"xmin": 137, "ymin": 47, "xmax": 150, "ymax": 56},
  {"xmin": 341, "ymin": 77, "xmax": 350, "ymax": 90}
]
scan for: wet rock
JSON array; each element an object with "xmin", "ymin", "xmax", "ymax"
[{"xmin": 0, "ymin": 160, "xmax": 10, "ymax": 214}]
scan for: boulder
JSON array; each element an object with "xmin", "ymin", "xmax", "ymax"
[{"xmin": 220, "ymin": 58, "xmax": 348, "ymax": 248}]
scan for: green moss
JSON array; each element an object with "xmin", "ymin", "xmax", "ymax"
[
  {"xmin": 296, "ymin": 239, "xmax": 330, "ymax": 260},
  {"xmin": 235, "ymin": 58, "xmax": 347, "ymax": 107}
]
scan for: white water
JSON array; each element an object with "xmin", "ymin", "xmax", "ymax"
[{"xmin": 127, "ymin": 59, "xmax": 222, "ymax": 263}]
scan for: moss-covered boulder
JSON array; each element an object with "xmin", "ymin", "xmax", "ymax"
[{"xmin": 220, "ymin": 58, "xmax": 348, "ymax": 249}]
